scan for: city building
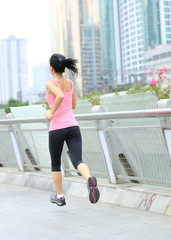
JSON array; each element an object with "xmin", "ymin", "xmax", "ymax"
[
  {"xmin": 0, "ymin": 36, "xmax": 28, "ymax": 104},
  {"xmin": 30, "ymin": 64, "xmax": 51, "ymax": 103},
  {"xmin": 159, "ymin": 0, "xmax": 171, "ymax": 45},
  {"xmin": 117, "ymin": 0, "xmax": 146, "ymax": 83},
  {"xmin": 99, "ymin": 0, "xmax": 122, "ymax": 85},
  {"xmin": 50, "ymin": 0, "xmax": 104, "ymax": 94},
  {"xmin": 117, "ymin": 0, "xmax": 171, "ymax": 84},
  {"xmin": 50, "ymin": 0, "xmax": 83, "ymax": 94},
  {"xmin": 145, "ymin": 45, "xmax": 171, "ymax": 76},
  {"xmin": 79, "ymin": 0, "xmax": 103, "ymax": 92},
  {"xmin": 49, "ymin": 0, "xmax": 171, "ymax": 88},
  {"xmin": 143, "ymin": 0, "xmax": 161, "ymax": 50}
]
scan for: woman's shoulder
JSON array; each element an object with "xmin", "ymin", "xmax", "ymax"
[
  {"xmin": 46, "ymin": 79, "xmax": 57, "ymax": 85},
  {"xmin": 46, "ymin": 79, "xmax": 54, "ymax": 84}
]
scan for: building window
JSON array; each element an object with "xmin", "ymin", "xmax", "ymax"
[
  {"xmin": 131, "ymin": 43, "xmax": 136, "ymax": 48},
  {"xmin": 165, "ymin": 20, "xmax": 171, "ymax": 25},
  {"xmin": 167, "ymin": 40, "xmax": 171, "ymax": 44},
  {"xmin": 137, "ymin": 17, "xmax": 143, "ymax": 22},
  {"xmin": 132, "ymin": 49, "xmax": 137, "ymax": 54},
  {"xmin": 131, "ymin": 37, "xmax": 136, "ymax": 42},
  {"xmin": 129, "ymin": 2, "xmax": 134, "ymax": 7},
  {"xmin": 138, "ymin": 35, "xmax": 144, "ymax": 40},
  {"xmin": 139, "ymin": 54, "xmax": 144, "ymax": 58},
  {"xmin": 166, "ymin": 27, "xmax": 171, "ymax": 32},
  {"xmin": 164, "ymin": 8, "xmax": 171, "ymax": 12},
  {"xmin": 136, "ymin": 11, "xmax": 142, "ymax": 16},
  {"xmin": 131, "ymin": 31, "xmax": 136, "ymax": 36},
  {"xmin": 137, "ymin": 23, "xmax": 142, "ymax": 28},
  {"xmin": 130, "ymin": 20, "xmax": 135, "ymax": 25},
  {"xmin": 137, "ymin": 29, "xmax": 143, "ymax": 34},
  {"xmin": 164, "ymin": 1, "xmax": 169, "ymax": 6},
  {"xmin": 130, "ymin": 25, "xmax": 135, "ymax": 30},
  {"xmin": 129, "ymin": 8, "xmax": 134, "ymax": 13},
  {"xmin": 132, "ymin": 55, "xmax": 137, "ymax": 60},
  {"xmin": 133, "ymin": 67, "xmax": 138, "ymax": 70},
  {"xmin": 166, "ymin": 34, "xmax": 171, "ymax": 38},
  {"xmin": 138, "ymin": 41, "xmax": 144, "ymax": 46},
  {"xmin": 136, "ymin": 5, "xmax": 142, "ymax": 10},
  {"xmin": 165, "ymin": 14, "xmax": 171, "ymax": 19}
]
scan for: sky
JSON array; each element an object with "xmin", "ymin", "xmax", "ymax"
[{"xmin": 0, "ymin": 0, "xmax": 52, "ymax": 86}]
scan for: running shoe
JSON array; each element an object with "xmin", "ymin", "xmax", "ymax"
[
  {"xmin": 50, "ymin": 194, "xmax": 66, "ymax": 206},
  {"xmin": 87, "ymin": 176, "xmax": 100, "ymax": 204}
]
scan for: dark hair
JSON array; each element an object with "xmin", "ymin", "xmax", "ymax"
[{"xmin": 49, "ymin": 53, "xmax": 78, "ymax": 76}]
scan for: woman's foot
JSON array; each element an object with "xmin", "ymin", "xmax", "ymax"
[
  {"xmin": 87, "ymin": 176, "xmax": 100, "ymax": 204},
  {"xmin": 50, "ymin": 194, "xmax": 66, "ymax": 206}
]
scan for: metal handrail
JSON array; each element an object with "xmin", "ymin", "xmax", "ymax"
[
  {"xmin": 0, "ymin": 107, "xmax": 171, "ymax": 185},
  {"xmin": 0, "ymin": 108, "xmax": 171, "ymax": 124}
]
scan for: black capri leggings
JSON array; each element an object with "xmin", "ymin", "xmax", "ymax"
[{"xmin": 49, "ymin": 126, "xmax": 83, "ymax": 171}]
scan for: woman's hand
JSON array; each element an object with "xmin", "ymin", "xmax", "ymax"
[{"xmin": 46, "ymin": 111, "xmax": 54, "ymax": 121}]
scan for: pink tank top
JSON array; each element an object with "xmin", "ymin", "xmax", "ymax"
[{"xmin": 46, "ymin": 79, "xmax": 79, "ymax": 131}]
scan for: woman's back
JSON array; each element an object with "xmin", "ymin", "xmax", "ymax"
[
  {"xmin": 46, "ymin": 78, "xmax": 78, "ymax": 131},
  {"xmin": 57, "ymin": 78, "xmax": 72, "ymax": 93}
]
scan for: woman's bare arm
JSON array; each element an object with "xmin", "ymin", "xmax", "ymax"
[
  {"xmin": 45, "ymin": 81, "xmax": 64, "ymax": 121},
  {"xmin": 72, "ymin": 84, "xmax": 76, "ymax": 109}
]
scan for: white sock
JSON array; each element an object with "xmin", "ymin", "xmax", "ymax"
[{"xmin": 57, "ymin": 193, "xmax": 64, "ymax": 198}]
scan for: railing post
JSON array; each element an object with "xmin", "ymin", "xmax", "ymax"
[
  {"xmin": 157, "ymin": 99, "xmax": 171, "ymax": 164},
  {"xmin": 157, "ymin": 99, "xmax": 171, "ymax": 129},
  {"xmin": 98, "ymin": 130, "xmax": 117, "ymax": 183},
  {"xmin": 92, "ymin": 106, "xmax": 117, "ymax": 183},
  {"xmin": 9, "ymin": 124, "xmax": 24, "ymax": 172}
]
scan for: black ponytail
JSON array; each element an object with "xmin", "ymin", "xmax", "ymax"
[
  {"xmin": 50, "ymin": 53, "xmax": 79, "ymax": 77},
  {"xmin": 63, "ymin": 58, "xmax": 78, "ymax": 76}
]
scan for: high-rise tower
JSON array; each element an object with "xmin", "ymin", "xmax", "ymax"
[
  {"xmin": 50, "ymin": 0, "xmax": 103, "ymax": 93},
  {"xmin": 99, "ymin": 0, "xmax": 121, "ymax": 85},
  {"xmin": 0, "ymin": 36, "xmax": 28, "ymax": 104},
  {"xmin": 118, "ymin": 0, "xmax": 171, "ymax": 83}
]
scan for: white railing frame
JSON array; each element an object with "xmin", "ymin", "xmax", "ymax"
[{"xmin": 0, "ymin": 107, "xmax": 171, "ymax": 184}]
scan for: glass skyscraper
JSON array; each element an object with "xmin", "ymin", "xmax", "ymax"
[
  {"xmin": 117, "ymin": 0, "xmax": 171, "ymax": 83},
  {"xmin": 0, "ymin": 36, "xmax": 28, "ymax": 104},
  {"xmin": 143, "ymin": 0, "xmax": 161, "ymax": 50},
  {"xmin": 79, "ymin": 0, "xmax": 103, "ymax": 92},
  {"xmin": 99, "ymin": 0, "xmax": 117, "ymax": 85},
  {"xmin": 51, "ymin": 0, "xmax": 171, "ymax": 87}
]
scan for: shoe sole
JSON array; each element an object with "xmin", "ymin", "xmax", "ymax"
[
  {"xmin": 87, "ymin": 177, "xmax": 100, "ymax": 204},
  {"xmin": 50, "ymin": 200, "xmax": 66, "ymax": 206}
]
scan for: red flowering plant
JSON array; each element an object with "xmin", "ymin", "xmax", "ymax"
[
  {"xmin": 78, "ymin": 89, "xmax": 108, "ymax": 105},
  {"xmin": 147, "ymin": 66, "xmax": 171, "ymax": 100},
  {"xmin": 128, "ymin": 66, "xmax": 171, "ymax": 99}
]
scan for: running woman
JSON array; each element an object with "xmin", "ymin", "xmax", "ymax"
[{"xmin": 46, "ymin": 53, "xmax": 100, "ymax": 206}]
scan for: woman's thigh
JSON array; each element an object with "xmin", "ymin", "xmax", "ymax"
[
  {"xmin": 49, "ymin": 128, "xmax": 67, "ymax": 171},
  {"xmin": 66, "ymin": 126, "xmax": 83, "ymax": 169}
]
